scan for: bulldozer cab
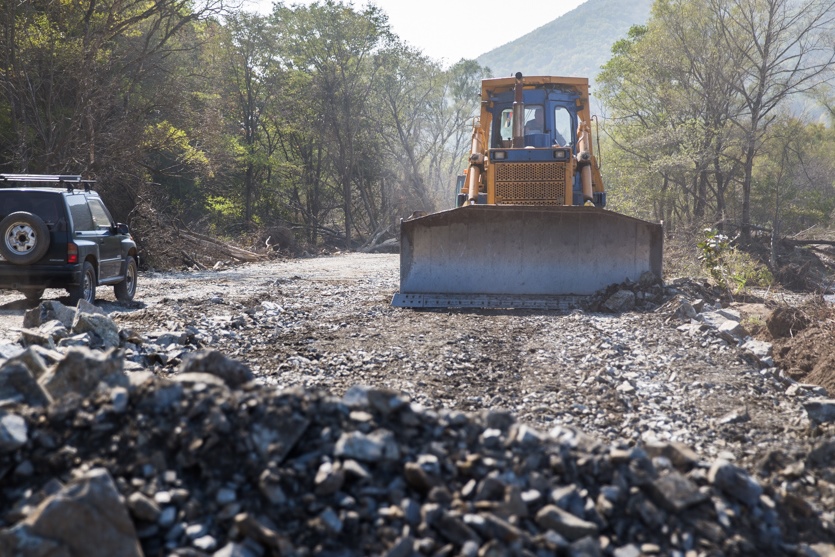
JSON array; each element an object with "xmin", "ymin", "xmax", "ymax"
[
  {"xmin": 455, "ymin": 76, "xmax": 602, "ymax": 209},
  {"xmin": 492, "ymin": 93, "xmax": 576, "ymax": 150}
]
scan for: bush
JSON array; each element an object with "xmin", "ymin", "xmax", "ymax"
[{"xmin": 697, "ymin": 229, "xmax": 773, "ymax": 294}]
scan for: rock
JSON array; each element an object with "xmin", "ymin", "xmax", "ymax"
[
  {"xmin": 644, "ymin": 442, "xmax": 701, "ymax": 470},
  {"xmin": 213, "ymin": 542, "xmax": 260, "ymax": 557},
  {"xmin": 178, "ymin": 350, "xmax": 253, "ymax": 387},
  {"xmin": 0, "ymin": 343, "xmax": 24, "ymax": 364},
  {"xmin": 603, "ymin": 290, "xmax": 636, "ymax": 313},
  {"xmin": 23, "ymin": 300, "xmax": 76, "ymax": 329},
  {"xmin": 0, "ymin": 412, "xmax": 27, "ymax": 452},
  {"xmin": 314, "ymin": 461, "xmax": 345, "ymax": 496},
  {"xmin": 804, "ymin": 399, "xmax": 835, "ymax": 424},
  {"xmin": 535, "ymin": 504, "xmax": 599, "ymax": 541},
  {"xmin": 72, "ymin": 311, "xmax": 121, "ymax": 348},
  {"xmin": 0, "ymin": 361, "xmax": 52, "ymax": 407},
  {"xmin": 18, "ymin": 328, "xmax": 55, "ymax": 350},
  {"xmin": 717, "ymin": 320, "xmax": 747, "ymax": 342},
  {"xmin": 646, "ymin": 471, "xmax": 709, "ymax": 512},
  {"xmin": 127, "ymin": 491, "xmax": 162, "ymax": 522},
  {"xmin": 708, "ymin": 459, "xmax": 763, "ymax": 507},
  {"xmin": 38, "ymin": 319, "xmax": 70, "ymax": 342},
  {"xmin": 3, "ymin": 468, "xmax": 142, "ymax": 557},
  {"xmin": 741, "ymin": 338, "xmax": 772, "ymax": 361},
  {"xmin": 76, "ymin": 299, "xmax": 106, "ymax": 316},
  {"xmin": 717, "ymin": 407, "xmax": 750, "ymax": 425},
  {"xmin": 334, "ymin": 429, "xmax": 400, "ymax": 461},
  {"xmin": 38, "ymin": 347, "xmax": 128, "ymax": 399}
]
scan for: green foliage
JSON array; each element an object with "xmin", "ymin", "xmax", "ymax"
[
  {"xmin": 697, "ymin": 229, "xmax": 773, "ymax": 293},
  {"xmin": 697, "ymin": 229, "xmax": 731, "ymax": 286}
]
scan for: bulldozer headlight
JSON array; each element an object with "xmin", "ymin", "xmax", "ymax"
[
  {"xmin": 492, "ymin": 151, "xmax": 507, "ymax": 160},
  {"xmin": 553, "ymin": 149, "xmax": 570, "ymax": 160}
]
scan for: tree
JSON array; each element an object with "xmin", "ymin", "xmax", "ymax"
[
  {"xmin": 275, "ymin": 0, "xmax": 393, "ymax": 249},
  {"xmin": 219, "ymin": 11, "xmax": 278, "ymax": 225},
  {"xmin": 712, "ymin": 0, "xmax": 835, "ymax": 237},
  {"xmin": 0, "ymin": 0, "xmax": 229, "ymax": 221}
]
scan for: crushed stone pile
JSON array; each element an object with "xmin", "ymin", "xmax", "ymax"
[
  {"xmin": 1, "ymin": 288, "xmax": 835, "ymax": 557},
  {"xmin": 0, "ymin": 348, "xmax": 827, "ymax": 557}
]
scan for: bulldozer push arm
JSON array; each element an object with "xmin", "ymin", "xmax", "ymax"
[{"xmin": 392, "ymin": 73, "xmax": 662, "ymax": 309}]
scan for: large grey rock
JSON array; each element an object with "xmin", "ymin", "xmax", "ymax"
[
  {"xmin": 647, "ymin": 471, "xmax": 708, "ymax": 512},
  {"xmin": 700, "ymin": 311, "xmax": 737, "ymax": 328},
  {"xmin": 76, "ymin": 299, "xmax": 106, "ymax": 316},
  {"xmin": 23, "ymin": 300, "xmax": 76, "ymax": 329},
  {"xmin": 0, "ymin": 361, "xmax": 52, "ymax": 408},
  {"xmin": 708, "ymin": 459, "xmax": 763, "ymax": 507},
  {"xmin": 38, "ymin": 347, "xmax": 127, "ymax": 400},
  {"xmin": 10, "ymin": 346, "xmax": 62, "ymax": 377},
  {"xmin": 0, "ymin": 412, "xmax": 27, "ymax": 452},
  {"xmin": 603, "ymin": 290, "xmax": 636, "ymax": 313},
  {"xmin": 18, "ymin": 329, "xmax": 55, "ymax": 350},
  {"xmin": 741, "ymin": 338, "xmax": 772, "ymax": 360},
  {"xmin": 535, "ymin": 504, "xmax": 599, "ymax": 541},
  {"xmin": 4, "ymin": 468, "xmax": 142, "ymax": 557},
  {"xmin": 804, "ymin": 399, "xmax": 835, "ymax": 425},
  {"xmin": 72, "ymin": 312, "xmax": 120, "ymax": 348},
  {"xmin": 38, "ymin": 320, "xmax": 70, "ymax": 343},
  {"xmin": 644, "ymin": 442, "xmax": 701, "ymax": 470},
  {"xmin": 178, "ymin": 350, "xmax": 253, "ymax": 388},
  {"xmin": 717, "ymin": 320, "xmax": 747, "ymax": 342},
  {"xmin": 335, "ymin": 429, "xmax": 400, "ymax": 462},
  {"xmin": 0, "ymin": 343, "xmax": 24, "ymax": 363}
]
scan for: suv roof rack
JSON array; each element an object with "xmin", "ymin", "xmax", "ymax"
[{"xmin": 0, "ymin": 173, "xmax": 95, "ymax": 192}]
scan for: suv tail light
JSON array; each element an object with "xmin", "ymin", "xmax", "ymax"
[{"xmin": 67, "ymin": 243, "xmax": 78, "ymax": 264}]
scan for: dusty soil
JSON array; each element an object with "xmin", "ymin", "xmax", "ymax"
[{"xmin": 2, "ymin": 253, "xmax": 835, "ymax": 536}]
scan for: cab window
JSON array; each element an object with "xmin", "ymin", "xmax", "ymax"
[
  {"xmin": 554, "ymin": 107, "xmax": 573, "ymax": 147},
  {"xmin": 497, "ymin": 109, "xmax": 513, "ymax": 146}
]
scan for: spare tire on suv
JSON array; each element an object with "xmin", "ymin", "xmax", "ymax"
[{"xmin": 0, "ymin": 211, "xmax": 51, "ymax": 265}]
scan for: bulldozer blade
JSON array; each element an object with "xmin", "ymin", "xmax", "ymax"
[{"xmin": 391, "ymin": 205, "xmax": 663, "ymax": 309}]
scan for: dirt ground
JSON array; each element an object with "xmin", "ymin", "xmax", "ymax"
[
  {"xmin": 2, "ymin": 253, "xmax": 835, "ymax": 535},
  {"xmin": 0, "ymin": 253, "xmax": 832, "ymax": 435}
]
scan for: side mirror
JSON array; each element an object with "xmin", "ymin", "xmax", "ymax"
[{"xmin": 116, "ymin": 223, "xmax": 130, "ymax": 235}]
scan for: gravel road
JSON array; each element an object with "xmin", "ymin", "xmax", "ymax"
[{"xmin": 1, "ymin": 253, "xmax": 833, "ymax": 526}]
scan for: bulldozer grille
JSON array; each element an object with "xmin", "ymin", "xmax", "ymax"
[{"xmin": 495, "ymin": 162, "xmax": 566, "ymax": 205}]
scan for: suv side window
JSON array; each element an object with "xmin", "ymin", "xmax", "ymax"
[
  {"xmin": 88, "ymin": 198, "xmax": 114, "ymax": 230},
  {"xmin": 67, "ymin": 195, "xmax": 95, "ymax": 231}
]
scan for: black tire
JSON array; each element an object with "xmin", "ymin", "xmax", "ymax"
[
  {"xmin": 68, "ymin": 261, "xmax": 96, "ymax": 305},
  {"xmin": 0, "ymin": 212, "xmax": 50, "ymax": 265},
  {"xmin": 20, "ymin": 288, "xmax": 45, "ymax": 302},
  {"xmin": 114, "ymin": 256, "xmax": 137, "ymax": 302}
]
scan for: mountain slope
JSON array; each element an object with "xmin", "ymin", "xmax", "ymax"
[{"xmin": 477, "ymin": 0, "xmax": 653, "ymax": 85}]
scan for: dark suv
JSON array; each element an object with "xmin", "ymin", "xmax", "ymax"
[{"xmin": 0, "ymin": 174, "xmax": 138, "ymax": 304}]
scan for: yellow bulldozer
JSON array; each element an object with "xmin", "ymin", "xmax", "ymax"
[{"xmin": 391, "ymin": 73, "xmax": 663, "ymax": 309}]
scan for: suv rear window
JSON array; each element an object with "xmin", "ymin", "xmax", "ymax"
[{"xmin": 0, "ymin": 191, "xmax": 66, "ymax": 226}]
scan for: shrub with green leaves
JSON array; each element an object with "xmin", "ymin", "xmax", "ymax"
[{"xmin": 697, "ymin": 229, "xmax": 773, "ymax": 294}]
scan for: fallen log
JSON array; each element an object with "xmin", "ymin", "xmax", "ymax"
[
  {"xmin": 178, "ymin": 230, "xmax": 266, "ymax": 262},
  {"xmin": 783, "ymin": 239, "xmax": 835, "ymax": 247}
]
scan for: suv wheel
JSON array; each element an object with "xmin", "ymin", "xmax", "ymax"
[
  {"xmin": 114, "ymin": 256, "xmax": 137, "ymax": 302},
  {"xmin": 68, "ymin": 261, "xmax": 96, "ymax": 305},
  {"xmin": 20, "ymin": 288, "xmax": 45, "ymax": 302},
  {"xmin": 0, "ymin": 212, "xmax": 50, "ymax": 265}
]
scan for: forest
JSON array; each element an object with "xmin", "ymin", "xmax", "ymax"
[{"xmin": 1, "ymin": 0, "xmax": 834, "ymax": 264}]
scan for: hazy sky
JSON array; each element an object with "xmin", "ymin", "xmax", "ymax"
[{"xmin": 246, "ymin": 0, "xmax": 587, "ymax": 64}]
